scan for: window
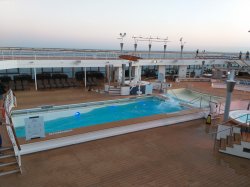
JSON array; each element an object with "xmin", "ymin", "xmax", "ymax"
[
  {"xmin": 63, "ymin": 68, "xmax": 73, "ymax": 78},
  {"xmin": 53, "ymin": 68, "xmax": 63, "ymax": 73},
  {"xmin": 7, "ymin": 68, "xmax": 19, "ymax": 74},
  {"xmin": 243, "ymin": 148, "xmax": 250, "ymax": 153},
  {"xmin": 19, "ymin": 68, "xmax": 32, "ymax": 74},
  {"xmin": 42, "ymin": 68, "xmax": 52, "ymax": 73}
]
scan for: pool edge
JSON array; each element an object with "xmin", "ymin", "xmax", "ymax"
[{"xmin": 20, "ymin": 110, "xmax": 206, "ymax": 155}]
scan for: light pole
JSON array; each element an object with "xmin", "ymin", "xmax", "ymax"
[
  {"xmin": 160, "ymin": 37, "xmax": 168, "ymax": 58},
  {"xmin": 147, "ymin": 36, "xmax": 169, "ymax": 58},
  {"xmin": 148, "ymin": 36, "xmax": 153, "ymax": 58},
  {"xmin": 180, "ymin": 37, "xmax": 186, "ymax": 57},
  {"xmin": 132, "ymin": 36, "xmax": 139, "ymax": 54},
  {"xmin": 118, "ymin": 33, "xmax": 126, "ymax": 53}
]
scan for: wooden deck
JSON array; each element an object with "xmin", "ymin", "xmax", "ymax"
[
  {"xmin": 1, "ymin": 82, "xmax": 250, "ymax": 186},
  {"xmin": 1, "ymin": 120, "xmax": 250, "ymax": 186}
]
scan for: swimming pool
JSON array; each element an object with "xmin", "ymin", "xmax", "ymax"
[
  {"xmin": 12, "ymin": 96, "xmax": 187, "ymax": 138},
  {"xmin": 166, "ymin": 88, "xmax": 222, "ymax": 108}
]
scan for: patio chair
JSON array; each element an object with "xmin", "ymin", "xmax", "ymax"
[
  {"xmin": 15, "ymin": 80, "xmax": 23, "ymax": 90},
  {"xmin": 92, "ymin": 77, "xmax": 98, "ymax": 86},
  {"xmin": 43, "ymin": 79, "xmax": 51, "ymax": 89},
  {"xmin": 8, "ymin": 81, "xmax": 15, "ymax": 90},
  {"xmin": 61, "ymin": 78, "xmax": 70, "ymax": 88},
  {"xmin": 37, "ymin": 80, "xmax": 45, "ymax": 89},
  {"xmin": 72, "ymin": 79, "xmax": 81, "ymax": 87},
  {"xmin": 87, "ymin": 77, "xmax": 95, "ymax": 86},
  {"xmin": 66, "ymin": 79, "xmax": 76, "ymax": 87},
  {"xmin": 22, "ymin": 80, "xmax": 30, "ymax": 90},
  {"xmin": 49, "ymin": 79, "xmax": 57, "ymax": 88},
  {"xmin": 55, "ymin": 79, "xmax": 63, "ymax": 88}
]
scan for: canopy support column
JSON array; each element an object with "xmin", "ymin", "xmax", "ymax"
[
  {"xmin": 34, "ymin": 68, "xmax": 37, "ymax": 91},
  {"xmin": 84, "ymin": 67, "xmax": 87, "ymax": 88}
]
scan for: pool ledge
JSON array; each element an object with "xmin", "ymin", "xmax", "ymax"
[{"xmin": 20, "ymin": 111, "xmax": 206, "ymax": 155}]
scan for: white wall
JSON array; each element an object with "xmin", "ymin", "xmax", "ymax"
[
  {"xmin": 114, "ymin": 67, "xmax": 122, "ymax": 83},
  {"xmin": 133, "ymin": 66, "xmax": 142, "ymax": 82},
  {"xmin": 158, "ymin": 65, "xmax": 166, "ymax": 82},
  {"xmin": 178, "ymin": 65, "xmax": 187, "ymax": 78},
  {"xmin": 0, "ymin": 59, "xmax": 231, "ymax": 71}
]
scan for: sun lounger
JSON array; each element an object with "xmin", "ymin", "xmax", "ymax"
[
  {"xmin": 49, "ymin": 79, "xmax": 57, "ymax": 88},
  {"xmin": 37, "ymin": 80, "xmax": 45, "ymax": 89},
  {"xmin": 43, "ymin": 79, "xmax": 51, "ymax": 89},
  {"xmin": 55, "ymin": 79, "xmax": 63, "ymax": 88},
  {"xmin": 15, "ymin": 80, "xmax": 23, "ymax": 90},
  {"xmin": 22, "ymin": 80, "xmax": 30, "ymax": 90}
]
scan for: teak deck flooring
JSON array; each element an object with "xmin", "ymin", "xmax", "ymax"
[{"xmin": 1, "ymin": 81, "xmax": 250, "ymax": 186}]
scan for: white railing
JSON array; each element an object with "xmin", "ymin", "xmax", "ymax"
[
  {"xmin": 0, "ymin": 48, "xmax": 241, "ymax": 61},
  {"xmin": 5, "ymin": 125, "xmax": 22, "ymax": 173},
  {"xmin": 3, "ymin": 89, "xmax": 22, "ymax": 173}
]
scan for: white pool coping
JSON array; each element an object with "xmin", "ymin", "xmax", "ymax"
[
  {"xmin": 20, "ymin": 111, "xmax": 206, "ymax": 155},
  {"xmin": 229, "ymin": 110, "xmax": 250, "ymax": 124}
]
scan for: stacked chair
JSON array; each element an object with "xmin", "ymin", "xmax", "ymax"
[
  {"xmin": 0, "ymin": 75, "xmax": 32, "ymax": 91},
  {"xmin": 0, "ymin": 73, "xmax": 83, "ymax": 91},
  {"xmin": 75, "ymin": 71, "xmax": 104, "ymax": 87},
  {"xmin": 36, "ymin": 73, "xmax": 81, "ymax": 90}
]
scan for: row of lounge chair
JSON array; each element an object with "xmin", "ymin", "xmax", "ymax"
[
  {"xmin": 2, "ymin": 80, "xmax": 30, "ymax": 91},
  {"xmin": 85, "ymin": 77, "xmax": 98, "ymax": 86},
  {"xmin": 37, "ymin": 78, "xmax": 81, "ymax": 89},
  {"xmin": 1, "ymin": 77, "xmax": 82, "ymax": 90},
  {"xmin": 0, "ymin": 73, "xmax": 100, "ymax": 90}
]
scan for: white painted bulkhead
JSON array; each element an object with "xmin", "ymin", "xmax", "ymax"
[
  {"xmin": 0, "ymin": 59, "xmax": 234, "ymax": 70},
  {"xmin": 217, "ymin": 125, "xmax": 250, "ymax": 159}
]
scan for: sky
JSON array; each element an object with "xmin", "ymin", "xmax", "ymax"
[{"xmin": 0, "ymin": 0, "xmax": 250, "ymax": 52}]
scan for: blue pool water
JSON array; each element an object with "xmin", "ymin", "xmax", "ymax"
[
  {"xmin": 14, "ymin": 97, "xmax": 187, "ymax": 138},
  {"xmin": 238, "ymin": 115, "xmax": 250, "ymax": 123}
]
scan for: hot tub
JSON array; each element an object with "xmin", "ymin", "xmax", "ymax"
[{"xmin": 229, "ymin": 110, "xmax": 250, "ymax": 124}]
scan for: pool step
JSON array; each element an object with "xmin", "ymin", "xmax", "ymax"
[
  {"xmin": 219, "ymin": 138, "xmax": 227, "ymax": 150},
  {"xmin": 108, "ymin": 88, "xmax": 121, "ymax": 95},
  {"xmin": 226, "ymin": 135, "xmax": 234, "ymax": 147},
  {"xmin": 0, "ymin": 169, "xmax": 20, "ymax": 177},
  {"xmin": 233, "ymin": 133, "xmax": 241, "ymax": 145},
  {"xmin": 0, "ymin": 147, "xmax": 14, "ymax": 155},
  {"xmin": 0, "ymin": 154, "xmax": 16, "ymax": 163},
  {"xmin": 0, "ymin": 154, "xmax": 20, "ymax": 177},
  {"xmin": 0, "ymin": 161, "xmax": 17, "ymax": 168},
  {"xmin": 0, "ymin": 147, "xmax": 13, "ymax": 152}
]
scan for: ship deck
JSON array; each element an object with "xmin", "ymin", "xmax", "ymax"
[{"xmin": 1, "ymin": 81, "xmax": 250, "ymax": 186}]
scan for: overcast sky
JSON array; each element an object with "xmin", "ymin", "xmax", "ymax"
[{"xmin": 0, "ymin": 0, "xmax": 250, "ymax": 52}]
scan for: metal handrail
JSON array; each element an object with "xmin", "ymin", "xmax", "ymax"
[
  {"xmin": 5, "ymin": 124, "xmax": 22, "ymax": 174},
  {"xmin": 209, "ymin": 113, "xmax": 250, "ymax": 135},
  {"xmin": 3, "ymin": 89, "xmax": 22, "ymax": 173},
  {"xmin": 188, "ymin": 96, "xmax": 200, "ymax": 103},
  {"xmin": 168, "ymin": 89, "xmax": 180, "ymax": 101}
]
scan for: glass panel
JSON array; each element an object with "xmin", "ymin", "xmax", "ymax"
[
  {"xmin": 0, "ymin": 69, "xmax": 7, "ymax": 74},
  {"xmin": 36, "ymin": 68, "xmax": 42, "ymax": 74},
  {"xmin": 99, "ymin": 67, "xmax": 105, "ymax": 73},
  {"xmin": 90, "ymin": 67, "xmax": 98, "ymax": 71},
  {"xmin": 6, "ymin": 68, "xmax": 19, "ymax": 74},
  {"xmin": 19, "ymin": 68, "xmax": 31, "ymax": 74},
  {"xmin": 42, "ymin": 68, "xmax": 52, "ymax": 73},
  {"xmin": 63, "ymin": 68, "xmax": 73, "ymax": 78},
  {"xmin": 53, "ymin": 68, "xmax": 63, "ymax": 73}
]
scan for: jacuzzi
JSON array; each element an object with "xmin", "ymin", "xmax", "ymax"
[{"xmin": 229, "ymin": 110, "xmax": 250, "ymax": 124}]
